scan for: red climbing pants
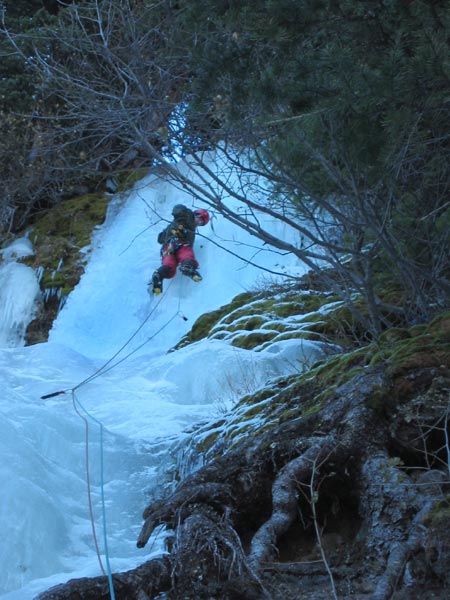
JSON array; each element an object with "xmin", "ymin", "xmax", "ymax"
[{"xmin": 160, "ymin": 243, "xmax": 198, "ymax": 278}]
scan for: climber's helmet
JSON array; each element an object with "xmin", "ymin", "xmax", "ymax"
[{"xmin": 194, "ymin": 208, "xmax": 210, "ymax": 226}]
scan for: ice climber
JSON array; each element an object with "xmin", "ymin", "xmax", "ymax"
[{"xmin": 150, "ymin": 204, "xmax": 210, "ymax": 294}]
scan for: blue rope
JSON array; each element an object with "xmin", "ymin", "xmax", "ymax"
[
  {"xmin": 73, "ymin": 392, "xmax": 116, "ymax": 600},
  {"xmin": 99, "ymin": 422, "xmax": 116, "ymax": 600}
]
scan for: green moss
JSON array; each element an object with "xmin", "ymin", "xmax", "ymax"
[
  {"xmin": 226, "ymin": 420, "xmax": 276, "ymax": 449},
  {"xmin": 175, "ymin": 290, "xmax": 450, "ymax": 465},
  {"xmin": 239, "ymin": 403, "xmax": 271, "ymax": 420},
  {"xmin": 278, "ymin": 397, "xmax": 324, "ymax": 423},
  {"xmin": 378, "ymin": 328, "xmax": 410, "ymax": 343},
  {"xmin": 275, "ymin": 302, "xmax": 306, "ymax": 317},
  {"xmin": 175, "ymin": 292, "xmax": 254, "ymax": 348},
  {"xmin": 380, "ymin": 321, "xmax": 450, "ymax": 375},
  {"xmin": 368, "ymin": 349, "xmax": 388, "ymax": 367},
  {"xmin": 271, "ymin": 330, "xmax": 320, "ymax": 343},
  {"xmin": 408, "ymin": 324, "xmax": 428, "ymax": 337},
  {"xmin": 300, "ymin": 304, "xmax": 369, "ymax": 348},
  {"xmin": 311, "ymin": 347, "xmax": 370, "ymax": 388},
  {"xmin": 185, "ymin": 308, "xmax": 229, "ymax": 342},
  {"xmin": 216, "ymin": 315, "xmax": 268, "ymax": 334},
  {"xmin": 262, "ymin": 322, "xmax": 287, "ymax": 332},
  {"xmin": 180, "ymin": 300, "xmax": 449, "ymax": 466},
  {"xmin": 193, "ymin": 370, "xmax": 328, "ymax": 456},
  {"xmin": 219, "ymin": 292, "xmax": 330, "ymax": 326},
  {"xmin": 302, "ymin": 311, "xmax": 450, "ymax": 394},
  {"xmin": 220, "ymin": 299, "xmax": 275, "ymax": 325},
  {"xmin": 428, "ymin": 311, "xmax": 450, "ymax": 341},
  {"xmin": 230, "ymin": 331, "xmax": 276, "ymax": 350},
  {"xmin": 196, "ymin": 431, "xmax": 220, "ymax": 453},
  {"xmin": 234, "ymin": 385, "xmax": 279, "ymax": 409},
  {"xmin": 175, "ymin": 287, "xmax": 348, "ymax": 352},
  {"xmin": 277, "ymin": 405, "xmax": 304, "ymax": 422},
  {"xmin": 41, "ymin": 271, "xmax": 66, "ymax": 289},
  {"xmin": 21, "ymin": 192, "xmax": 110, "ymax": 295}
]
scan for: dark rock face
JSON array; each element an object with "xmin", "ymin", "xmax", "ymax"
[{"xmin": 24, "ymin": 294, "xmax": 61, "ymax": 345}]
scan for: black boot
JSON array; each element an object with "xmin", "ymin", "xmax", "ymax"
[
  {"xmin": 180, "ymin": 260, "xmax": 202, "ymax": 282},
  {"xmin": 191, "ymin": 270, "xmax": 202, "ymax": 282},
  {"xmin": 151, "ymin": 271, "xmax": 163, "ymax": 294}
]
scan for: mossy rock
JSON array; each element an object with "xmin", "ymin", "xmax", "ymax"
[
  {"xmin": 22, "ymin": 191, "xmax": 110, "ymax": 295},
  {"xmin": 219, "ymin": 298, "xmax": 276, "ymax": 325},
  {"xmin": 176, "ymin": 288, "xmax": 346, "ymax": 351},
  {"xmin": 181, "ymin": 307, "xmax": 450, "ymax": 463},
  {"xmin": 234, "ymin": 383, "xmax": 288, "ymax": 409},
  {"xmin": 196, "ymin": 431, "xmax": 221, "ymax": 453},
  {"xmin": 213, "ymin": 315, "xmax": 269, "ymax": 335},
  {"xmin": 230, "ymin": 331, "xmax": 276, "ymax": 350},
  {"xmin": 174, "ymin": 292, "xmax": 256, "ymax": 349},
  {"xmin": 310, "ymin": 346, "xmax": 370, "ymax": 389}
]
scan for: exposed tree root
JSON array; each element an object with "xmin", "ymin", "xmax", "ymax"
[
  {"xmin": 166, "ymin": 505, "xmax": 271, "ymax": 599},
  {"xmin": 248, "ymin": 434, "xmax": 337, "ymax": 569},
  {"xmin": 36, "ymin": 557, "xmax": 171, "ymax": 600},
  {"xmin": 137, "ymin": 481, "xmax": 235, "ymax": 548},
  {"xmin": 369, "ymin": 470, "xmax": 448, "ymax": 600}
]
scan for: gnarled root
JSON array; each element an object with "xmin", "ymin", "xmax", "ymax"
[
  {"xmin": 168, "ymin": 505, "xmax": 271, "ymax": 599},
  {"xmin": 36, "ymin": 556, "xmax": 171, "ymax": 600},
  {"xmin": 248, "ymin": 434, "xmax": 337, "ymax": 569},
  {"xmin": 369, "ymin": 469, "xmax": 448, "ymax": 600},
  {"xmin": 137, "ymin": 481, "xmax": 234, "ymax": 548}
]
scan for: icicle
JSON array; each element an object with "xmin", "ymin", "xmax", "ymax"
[
  {"xmin": 58, "ymin": 295, "xmax": 68, "ymax": 312},
  {"xmin": 36, "ymin": 266, "xmax": 44, "ymax": 283}
]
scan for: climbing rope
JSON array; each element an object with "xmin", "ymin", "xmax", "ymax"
[
  {"xmin": 72, "ymin": 390, "xmax": 115, "ymax": 600},
  {"xmin": 177, "ymin": 270, "xmax": 188, "ymax": 321},
  {"xmin": 41, "ymin": 277, "xmax": 183, "ymax": 399},
  {"xmin": 73, "ymin": 277, "xmax": 177, "ymax": 391},
  {"xmin": 40, "ymin": 279, "xmax": 190, "ymax": 600},
  {"xmin": 71, "ymin": 392, "xmax": 106, "ymax": 577}
]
